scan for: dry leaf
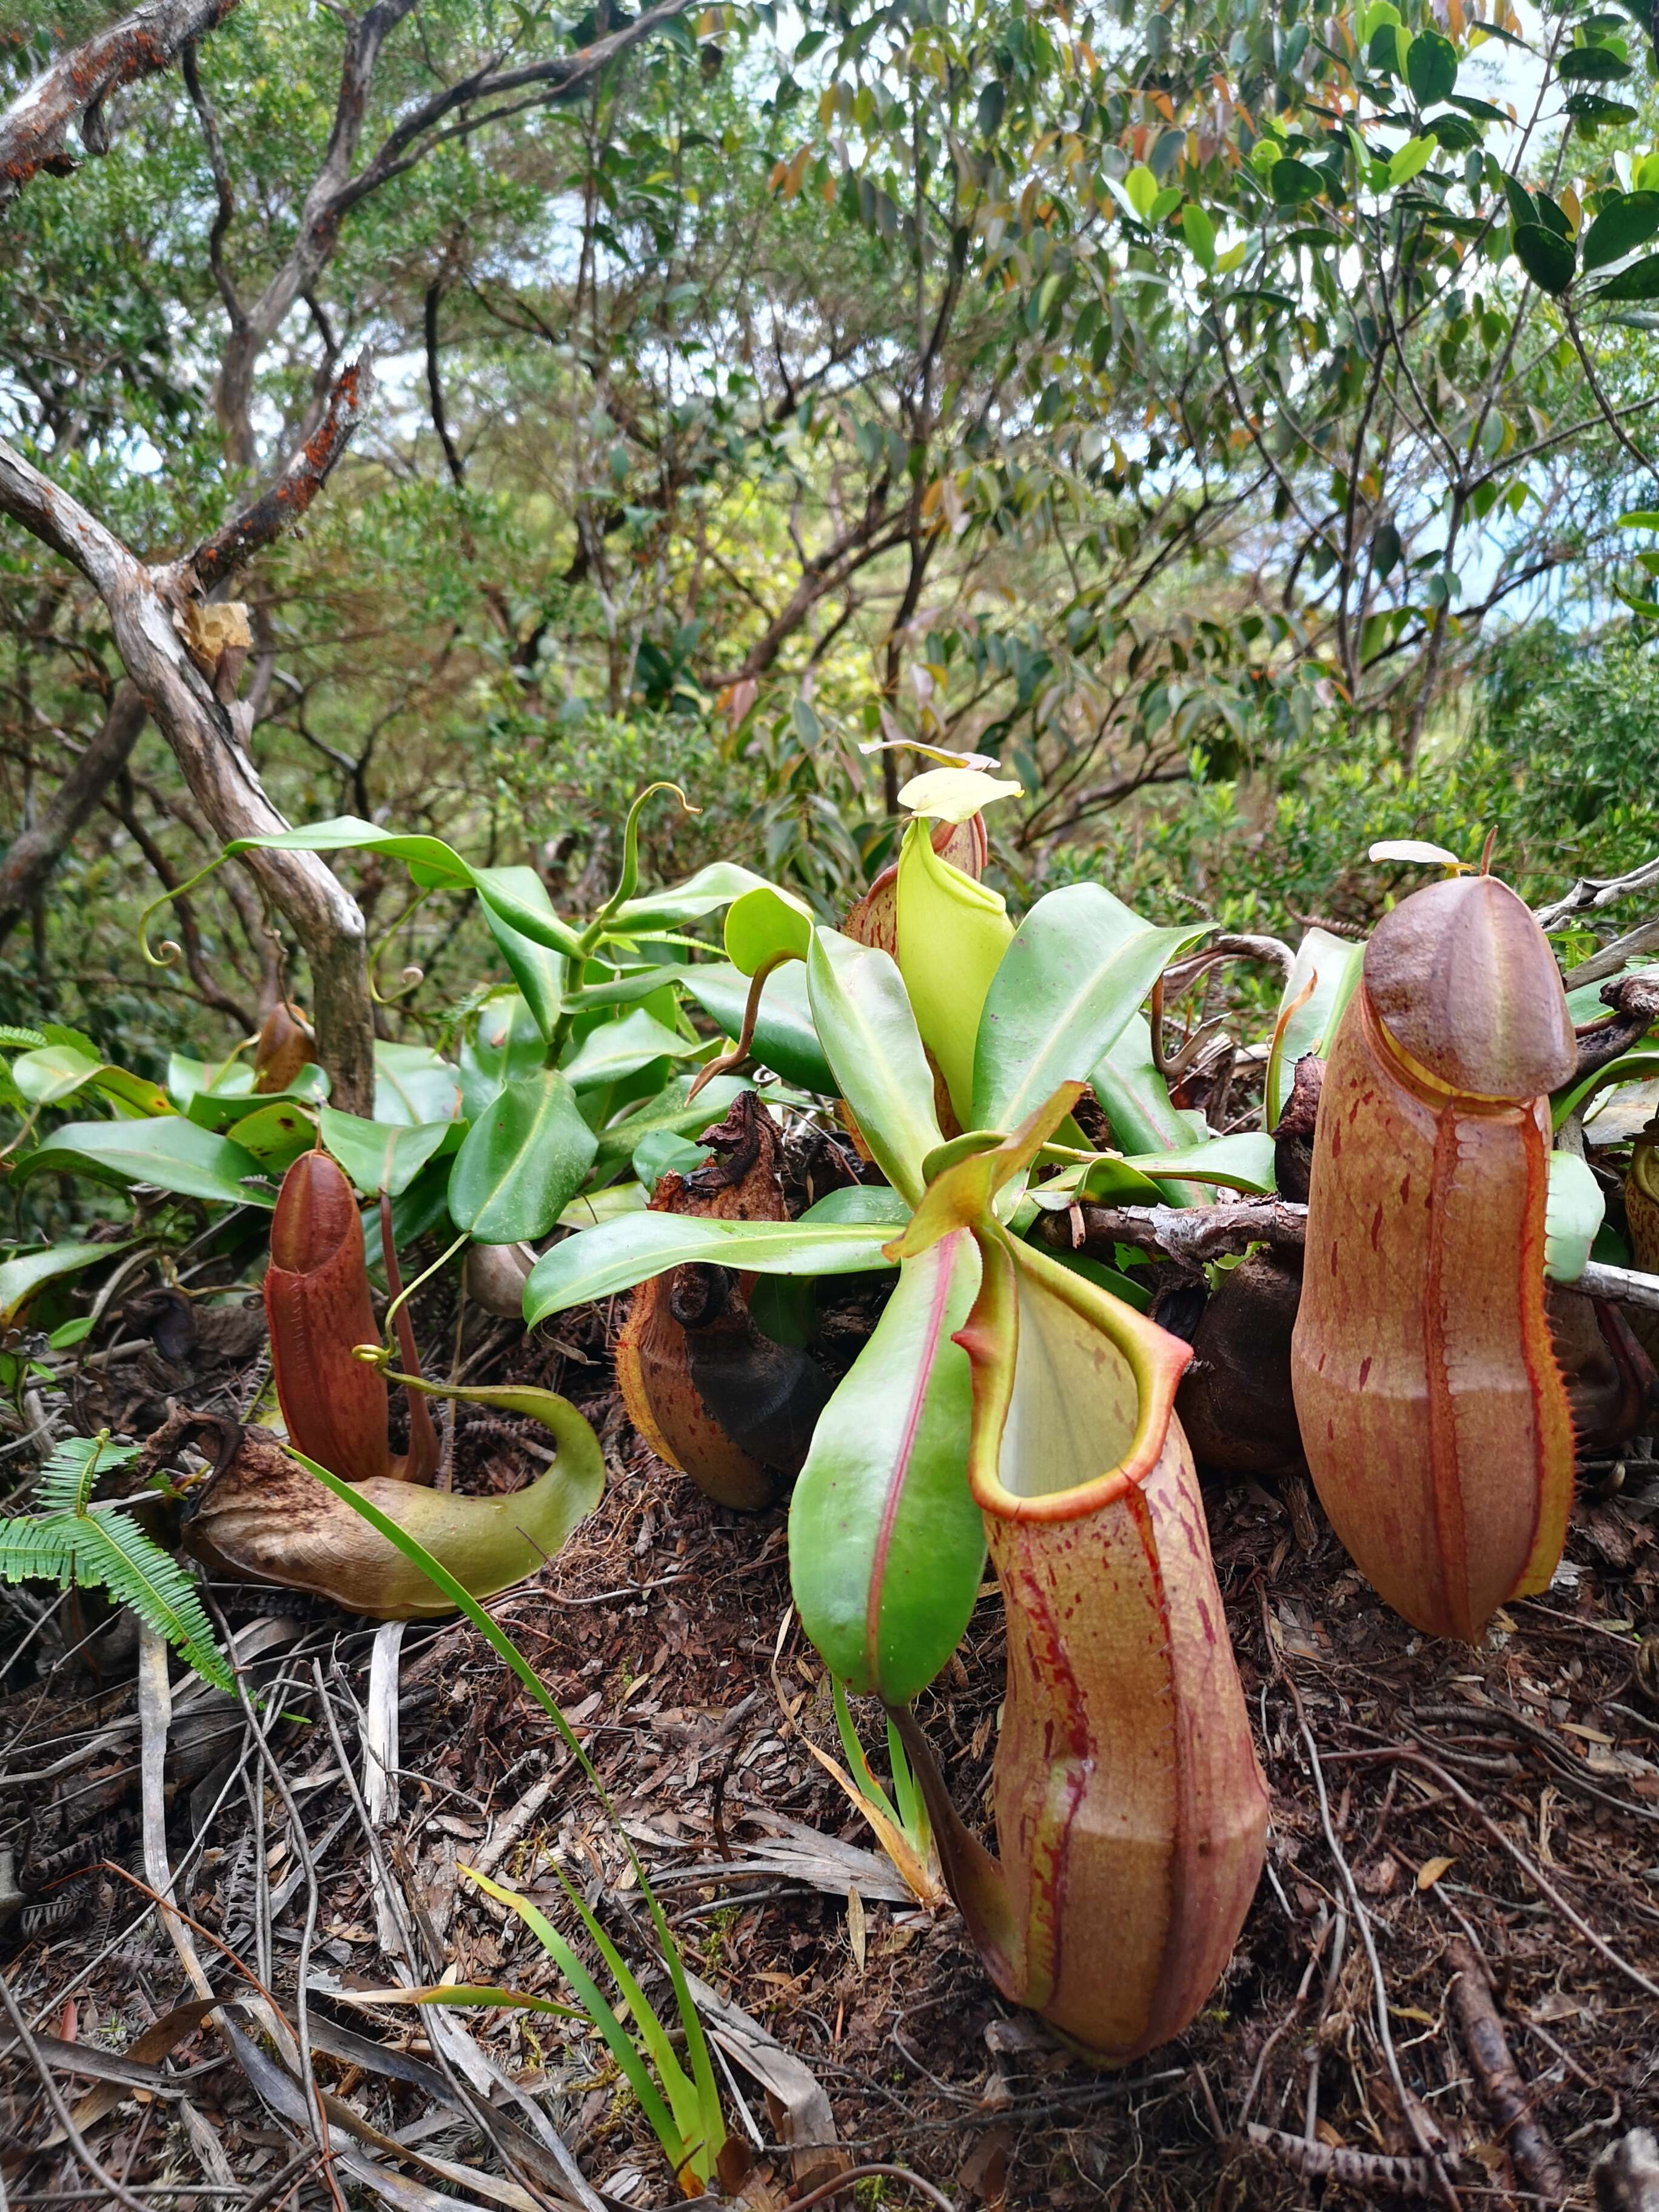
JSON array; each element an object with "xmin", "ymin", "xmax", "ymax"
[
  {"xmin": 846, "ymin": 1885, "xmax": 866, "ymax": 1972},
  {"xmin": 1416, "ymin": 1855, "xmax": 1456, "ymax": 1891}
]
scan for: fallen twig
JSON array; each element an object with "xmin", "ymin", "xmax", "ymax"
[
  {"xmin": 1446, "ymin": 1937, "xmax": 1570, "ymax": 2206},
  {"xmin": 1243, "ymin": 2122, "xmax": 1436, "ymax": 2196}
]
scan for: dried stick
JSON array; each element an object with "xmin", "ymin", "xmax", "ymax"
[
  {"xmin": 1446, "ymin": 1938, "xmax": 1569, "ymax": 2206},
  {"xmin": 1245, "ymin": 2122, "xmax": 1436, "ymax": 2196}
]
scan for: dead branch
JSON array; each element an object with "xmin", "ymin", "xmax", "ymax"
[
  {"xmin": 1035, "ymin": 1197, "xmax": 1659, "ymax": 1315},
  {"xmin": 178, "ymin": 354, "xmax": 372, "ymax": 597},
  {"xmin": 0, "ymin": 412, "xmax": 375, "ymax": 1108},
  {"xmin": 1446, "ymin": 1938, "xmax": 1570, "ymax": 2205},
  {"xmin": 0, "ymin": 0, "xmax": 241, "ymax": 206},
  {"xmin": 1243, "ymin": 2123, "xmax": 1436, "ymax": 2197}
]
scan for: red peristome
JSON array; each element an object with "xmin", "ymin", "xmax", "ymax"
[{"xmin": 264, "ymin": 1151, "xmax": 390, "ymax": 1487}]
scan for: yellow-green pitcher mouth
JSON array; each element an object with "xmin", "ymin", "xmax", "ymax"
[{"xmin": 956, "ymin": 1228, "xmax": 1192, "ymax": 1525}]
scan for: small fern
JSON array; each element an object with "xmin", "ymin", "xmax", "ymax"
[
  {"xmin": 0, "ymin": 1435, "xmax": 232, "ymax": 1689},
  {"xmin": 0, "ymin": 1025, "xmax": 47, "ymax": 1050}
]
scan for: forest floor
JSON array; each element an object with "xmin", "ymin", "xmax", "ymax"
[{"xmin": 3, "ymin": 1289, "xmax": 1658, "ymax": 2212}]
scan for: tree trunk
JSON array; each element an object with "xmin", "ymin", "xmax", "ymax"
[{"xmin": 0, "ymin": 682, "xmax": 147, "ymax": 944}]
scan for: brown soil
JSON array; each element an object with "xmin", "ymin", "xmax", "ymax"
[{"xmin": 4, "ymin": 1302, "xmax": 1658, "ymax": 2211}]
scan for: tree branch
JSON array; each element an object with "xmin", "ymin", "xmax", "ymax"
[
  {"xmin": 178, "ymin": 354, "xmax": 372, "ymax": 597},
  {"xmin": 0, "ymin": 683, "xmax": 147, "ymax": 943},
  {"xmin": 0, "ymin": 0, "xmax": 241, "ymax": 207}
]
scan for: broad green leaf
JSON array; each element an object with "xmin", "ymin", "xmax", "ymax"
[
  {"xmin": 222, "ymin": 1100, "xmax": 317, "ymax": 1168},
  {"xmin": 1093, "ymin": 1016, "xmax": 1210, "ymax": 1206},
  {"xmin": 1180, "ymin": 201, "xmax": 1216, "ymax": 269},
  {"xmin": 10, "ymin": 1046, "xmax": 170, "ymax": 1116},
  {"xmin": 1387, "ymin": 137, "xmax": 1436, "ymax": 188},
  {"xmin": 807, "ymin": 928, "xmax": 943, "ymax": 1208},
  {"xmin": 1564, "ymin": 960, "xmax": 1653, "ymax": 1022},
  {"xmin": 1557, "ymin": 42, "xmax": 1632, "ymax": 81},
  {"xmin": 1583, "ymin": 190, "xmax": 1659, "ymax": 270},
  {"xmin": 557, "ymin": 1179, "xmax": 648, "ymax": 1228},
  {"xmin": 609, "ymin": 860, "xmax": 780, "ymax": 932},
  {"xmin": 589, "ymin": 1074, "xmax": 752, "ymax": 1175},
  {"xmin": 186, "ymin": 1065, "xmax": 328, "ymax": 1131},
  {"xmin": 14, "ymin": 1119, "xmax": 273, "ymax": 1207},
  {"xmin": 1272, "ymin": 156, "xmax": 1326, "ymax": 204},
  {"xmin": 797, "ymin": 1184, "xmax": 911, "ymax": 1227},
  {"xmin": 789, "ymin": 1232, "xmax": 983, "ymax": 1703},
  {"xmin": 448, "ymin": 1070, "xmax": 597, "ymax": 1244},
  {"xmin": 1123, "ymin": 1131, "xmax": 1276, "ymax": 1191},
  {"xmin": 166, "ymin": 1053, "xmax": 252, "ymax": 1108},
  {"xmin": 460, "ymin": 996, "xmax": 544, "ymax": 1120},
  {"xmin": 1512, "ymin": 221, "xmax": 1576, "ymax": 295},
  {"xmin": 973, "ymin": 883, "xmax": 1210, "ymax": 1132},
  {"xmin": 374, "ymin": 1041, "xmax": 464, "ymax": 1127},
  {"xmin": 561, "ymin": 1008, "xmax": 697, "ymax": 1090},
  {"xmin": 1265, "ymin": 927, "xmax": 1367, "ymax": 1127},
  {"xmin": 679, "ymin": 962, "xmax": 835, "ymax": 1093},
  {"xmin": 723, "ymin": 884, "xmax": 814, "ymax": 974},
  {"xmin": 1545, "ymin": 1150, "xmax": 1604, "ymax": 1283},
  {"xmin": 481, "ymin": 866, "xmax": 568, "ymax": 1041},
  {"xmin": 1594, "ymin": 249, "xmax": 1659, "ymax": 301},
  {"xmin": 1124, "ymin": 163, "xmax": 1158, "ymax": 217},
  {"xmin": 0, "ymin": 1240, "xmax": 133, "ymax": 1322},
  {"xmin": 227, "ymin": 820, "xmax": 589, "ymax": 961},
  {"xmin": 320, "ymin": 1107, "xmax": 457, "ymax": 1197},
  {"xmin": 1406, "ymin": 28, "xmax": 1456, "ymax": 102},
  {"xmin": 523, "ymin": 1212, "xmax": 897, "ymax": 1324}
]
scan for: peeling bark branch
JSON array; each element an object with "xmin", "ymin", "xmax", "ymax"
[
  {"xmin": 179, "ymin": 354, "xmax": 372, "ymax": 596},
  {"xmin": 0, "ymin": 0, "xmax": 242, "ymax": 207},
  {"xmin": 0, "ymin": 428, "xmax": 374, "ymax": 1109}
]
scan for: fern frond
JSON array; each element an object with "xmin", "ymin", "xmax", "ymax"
[
  {"xmin": 35, "ymin": 1434, "xmax": 138, "ymax": 1517},
  {"xmin": 0, "ymin": 1516, "xmax": 73, "ymax": 1585},
  {"xmin": 70, "ymin": 1507, "xmax": 232, "ymax": 1691},
  {"xmin": 0, "ymin": 1025, "xmax": 48, "ymax": 1050}
]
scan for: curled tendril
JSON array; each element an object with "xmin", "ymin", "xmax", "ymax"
[
  {"xmin": 352, "ymin": 1341, "xmax": 392, "ymax": 1369},
  {"xmin": 590, "ymin": 780, "xmax": 701, "ymax": 936},
  {"xmin": 369, "ymin": 889, "xmax": 433, "ymax": 1006},
  {"xmin": 137, "ymin": 854, "xmax": 233, "ymax": 968}
]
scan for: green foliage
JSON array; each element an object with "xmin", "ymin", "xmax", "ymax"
[{"xmin": 0, "ymin": 1435, "xmax": 232, "ymax": 1690}]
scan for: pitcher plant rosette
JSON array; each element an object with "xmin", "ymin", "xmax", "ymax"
[{"xmin": 525, "ymin": 763, "xmax": 1273, "ymax": 2061}]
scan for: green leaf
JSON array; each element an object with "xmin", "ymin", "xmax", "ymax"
[
  {"xmin": 1180, "ymin": 201, "xmax": 1216, "ymax": 269},
  {"xmin": 806, "ymin": 929, "xmax": 942, "ymax": 1208},
  {"xmin": 609, "ymin": 860, "xmax": 782, "ymax": 933},
  {"xmin": 1594, "ymin": 249, "xmax": 1659, "ymax": 300},
  {"xmin": 1123, "ymin": 1131, "xmax": 1278, "ymax": 1191},
  {"xmin": 1512, "ymin": 221, "xmax": 1576, "ymax": 294},
  {"xmin": 1558, "ymin": 42, "xmax": 1632, "ymax": 80},
  {"xmin": 1271, "ymin": 156, "xmax": 1326, "ymax": 204},
  {"xmin": 561, "ymin": 1008, "xmax": 697, "ymax": 1090},
  {"xmin": 320, "ymin": 1107, "xmax": 457, "ymax": 1197},
  {"xmin": 1617, "ymin": 511, "xmax": 1659, "ymax": 529},
  {"xmin": 1563, "ymin": 92, "xmax": 1639, "ymax": 127},
  {"xmin": 679, "ymin": 962, "xmax": 834, "ymax": 1093},
  {"xmin": 166, "ymin": 1053, "xmax": 252, "ymax": 1109},
  {"xmin": 1387, "ymin": 137, "xmax": 1436, "ymax": 187},
  {"xmin": 448, "ymin": 1070, "xmax": 597, "ymax": 1244},
  {"xmin": 1552, "ymin": 1047, "xmax": 1659, "ymax": 1128},
  {"xmin": 1582, "ymin": 190, "xmax": 1659, "ymax": 270},
  {"xmin": 374, "ymin": 1042, "xmax": 464, "ymax": 1126},
  {"xmin": 186, "ymin": 1066, "xmax": 327, "ymax": 1131},
  {"xmin": 15, "ymin": 1119, "xmax": 273, "ymax": 1208},
  {"xmin": 1545, "ymin": 1150, "xmax": 1604, "ymax": 1283},
  {"xmin": 589, "ymin": 1074, "xmax": 752, "ymax": 1176},
  {"xmin": 10, "ymin": 1045, "xmax": 170, "ymax": 1116},
  {"xmin": 0, "ymin": 1241, "xmax": 133, "ymax": 1323},
  {"xmin": 523, "ymin": 1211, "xmax": 896, "ymax": 1324},
  {"xmin": 220, "ymin": 1101, "xmax": 316, "ymax": 1169},
  {"xmin": 973, "ymin": 883, "xmax": 1210, "ymax": 1133},
  {"xmin": 789, "ymin": 1233, "xmax": 984, "ymax": 1703},
  {"xmin": 723, "ymin": 883, "xmax": 815, "ymax": 974},
  {"xmin": 481, "ymin": 866, "xmax": 568, "ymax": 1042},
  {"xmin": 797, "ymin": 1185, "xmax": 911, "ymax": 1227},
  {"xmin": 1407, "ymin": 28, "xmax": 1457, "ymax": 102},
  {"xmin": 1124, "ymin": 163, "xmax": 1159, "ymax": 218},
  {"xmin": 1265, "ymin": 928, "xmax": 1367, "ymax": 1127}
]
